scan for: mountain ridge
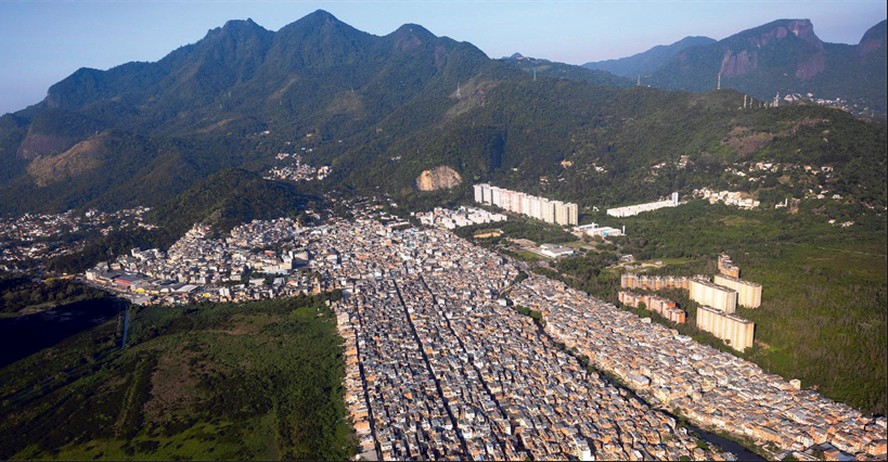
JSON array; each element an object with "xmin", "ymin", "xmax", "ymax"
[
  {"xmin": 583, "ymin": 35, "xmax": 717, "ymax": 78},
  {"xmin": 0, "ymin": 11, "xmax": 883, "ymax": 220},
  {"xmin": 645, "ymin": 19, "xmax": 886, "ymax": 113}
]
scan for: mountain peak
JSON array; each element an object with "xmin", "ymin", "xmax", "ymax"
[
  {"xmin": 222, "ymin": 18, "xmax": 258, "ymax": 28},
  {"xmin": 730, "ymin": 18, "xmax": 823, "ymax": 50},
  {"xmin": 858, "ymin": 20, "xmax": 887, "ymax": 57},
  {"xmin": 305, "ymin": 9, "xmax": 338, "ymax": 21},
  {"xmin": 582, "ymin": 35, "xmax": 715, "ymax": 78},
  {"xmin": 298, "ymin": 9, "xmax": 342, "ymax": 28},
  {"xmin": 392, "ymin": 23, "xmax": 436, "ymax": 39},
  {"xmin": 278, "ymin": 9, "xmax": 343, "ymax": 33},
  {"xmin": 389, "ymin": 24, "xmax": 437, "ymax": 52},
  {"xmin": 205, "ymin": 17, "xmax": 271, "ymax": 42}
]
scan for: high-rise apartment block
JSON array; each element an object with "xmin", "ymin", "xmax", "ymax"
[
  {"xmin": 620, "ymin": 273, "xmax": 690, "ymax": 291},
  {"xmin": 696, "ymin": 305, "xmax": 755, "ymax": 352},
  {"xmin": 473, "ymin": 184, "xmax": 578, "ymax": 226},
  {"xmin": 713, "ymin": 274, "xmax": 762, "ymax": 308},
  {"xmin": 689, "ymin": 278, "xmax": 738, "ymax": 314},
  {"xmin": 717, "ymin": 253, "xmax": 741, "ymax": 278},
  {"xmin": 618, "ymin": 291, "xmax": 687, "ymax": 324}
]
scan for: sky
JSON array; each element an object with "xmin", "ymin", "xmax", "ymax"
[{"xmin": 0, "ymin": 0, "xmax": 885, "ymax": 115}]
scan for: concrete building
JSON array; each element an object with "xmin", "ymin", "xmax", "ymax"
[
  {"xmin": 566, "ymin": 203, "xmax": 579, "ymax": 226},
  {"xmin": 620, "ymin": 273, "xmax": 689, "ymax": 291},
  {"xmin": 713, "ymin": 274, "xmax": 762, "ymax": 308},
  {"xmin": 553, "ymin": 200, "xmax": 567, "ymax": 226},
  {"xmin": 619, "ymin": 291, "xmax": 687, "ymax": 324},
  {"xmin": 696, "ymin": 305, "xmax": 755, "ymax": 352},
  {"xmin": 575, "ymin": 223, "xmax": 624, "ymax": 238},
  {"xmin": 473, "ymin": 184, "xmax": 486, "ymax": 203},
  {"xmin": 606, "ymin": 193, "xmax": 680, "ymax": 218},
  {"xmin": 541, "ymin": 199, "xmax": 555, "ymax": 224},
  {"xmin": 539, "ymin": 244, "xmax": 575, "ymax": 258},
  {"xmin": 718, "ymin": 254, "xmax": 741, "ymax": 278},
  {"xmin": 689, "ymin": 278, "xmax": 738, "ymax": 314},
  {"xmin": 474, "ymin": 184, "xmax": 578, "ymax": 226}
]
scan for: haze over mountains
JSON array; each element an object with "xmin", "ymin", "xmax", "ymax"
[
  {"xmin": 0, "ymin": 10, "xmax": 884, "ymax": 220},
  {"xmin": 584, "ymin": 36, "xmax": 717, "ymax": 79},
  {"xmin": 585, "ymin": 19, "xmax": 887, "ymax": 115}
]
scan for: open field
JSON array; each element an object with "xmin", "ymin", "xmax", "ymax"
[{"xmin": 0, "ymin": 295, "xmax": 352, "ymax": 460}]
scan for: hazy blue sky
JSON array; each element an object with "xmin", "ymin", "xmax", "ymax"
[{"xmin": 1, "ymin": 0, "xmax": 885, "ymax": 114}]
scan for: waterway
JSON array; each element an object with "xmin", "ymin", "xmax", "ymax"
[
  {"xmin": 0, "ymin": 297, "xmax": 126, "ymax": 369},
  {"xmin": 691, "ymin": 426, "xmax": 766, "ymax": 461}
]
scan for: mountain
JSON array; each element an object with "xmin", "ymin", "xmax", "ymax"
[
  {"xmin": 0, "ymin": 11, "xmax": 884, "ymax": 222},
  {"xmin": 583, "ymin": 36, "xmax": 716, "ymax": 79},
  {"xmin": 502, "ymin": 54, "xmax": 634, "ymax": 87},
  {"xmin": 147, "ymin": 168, "xmax": 321, "ymax": 238},
  {"xmin": 645, "ymin": 19, "xmax": 887, "ymax": 115},
  {"xmin": 0, "ymin": 10, "xmax": 498, "ymax": 212}
]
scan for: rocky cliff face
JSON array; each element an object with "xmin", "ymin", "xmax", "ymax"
[
  {"xmin": 26, "ymin": 133, "xmax": 109, "ymax": 187},
  {"xmin": 857, "ymin": 20, "xmax": 886, "ymax": 58},
  {"xmin": 645, "ymin": 18, "xmax": 886, "ymax": 114},
  {"xmin": 717, "ymin": 19, "xmax": 825, "ymax": 80},
  {"xmin": 415, "ymin": 165, "xmax": 461, "ymax": 191}
]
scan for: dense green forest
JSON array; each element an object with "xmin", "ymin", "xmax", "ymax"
[{"xmin": 0, "ymin": 294, "xmax": 353, "ymax": 460}]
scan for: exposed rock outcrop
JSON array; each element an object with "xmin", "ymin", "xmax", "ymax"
[
  {"xmin": 415, "ymin": 165, "xmax": 461, "ymax": 191},
  {"xmin": 27, "ymin": 133, "xmax": 109, "ymax": 187}
]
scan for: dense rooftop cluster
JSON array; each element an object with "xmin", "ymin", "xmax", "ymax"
[
  {"xmin": 0, "ymin": 207, "xmax": 153, "ymax": 272},
  {"xmin": 415, "ymin": 206, "xmax": 507, "ymax": 230},
  {"xmin": 511, "ymin": 276, "xmax": 887, "ymax": 459},
  {"xmin": 53, "ymin": 207, "xmax": 888, "ymax": 460},
  {"xmin": 319, "ymin": 219, "xmax": 726, "ymax": 461},
  {"xmin": 263, "ymin": 152, "xmax": 331, "ymax": 182},
  {"xmin": 85, "ymin": 218, "xmax": 319, "ymax": 304}
]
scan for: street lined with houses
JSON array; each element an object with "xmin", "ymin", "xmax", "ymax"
[{"xmin": 37, "ymin": 209, "xmax": 886, "ymax": 461}]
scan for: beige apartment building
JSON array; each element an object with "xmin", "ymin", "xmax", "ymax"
[
  {"xmin": 696, "ymin": 305, "xmax": 755, "ymax": 352},
  {"xmin": 689, "ymin": 278, "xmax": 738, "ymax": 313},
  {"xmin": 713, "ymin": 274, "xmax": 762, "ymax": 308}
]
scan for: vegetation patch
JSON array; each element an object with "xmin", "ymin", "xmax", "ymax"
[
  {"xmin": 0, "ymin": 294, "xmax": 353, "ymax": 460},
  {"xmin": 538, "ymin": 202, "xmax": 887, "ymax": 415}
]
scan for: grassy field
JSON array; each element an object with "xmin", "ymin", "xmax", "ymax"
[{"xmin": 0, "ymin": 295, "xmax": 353, "ymax": 460}]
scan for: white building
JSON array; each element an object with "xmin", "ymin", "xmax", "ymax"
[
  {"xmin": 607, "ymin": 192, "xmax": 680, "ymax": 217},
  {"xmin": 474, "ymin": 184, "xmax": 578, "ymax": 226},
  {"xmin": 539, "ymin": 243, "xmax": 575, "ymax": 258},
  {"xmin": 575, "ymin": 223, "xmax": 624, "ymax": 237}
]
